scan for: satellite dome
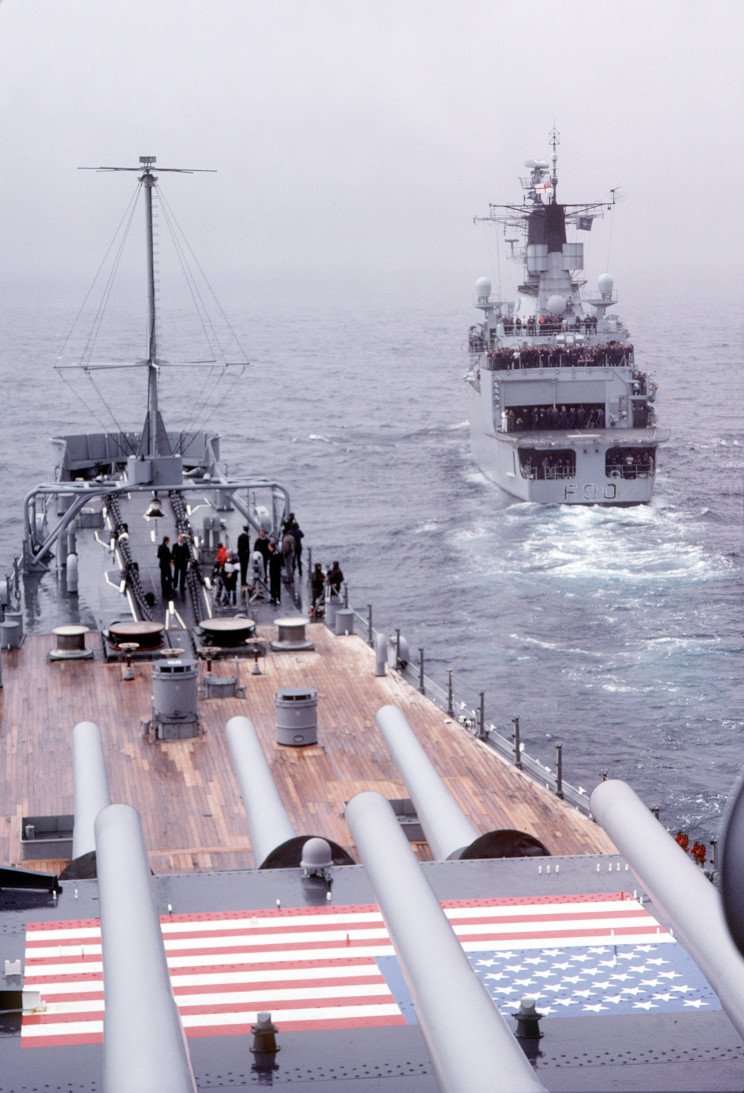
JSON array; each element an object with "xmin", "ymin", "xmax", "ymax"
[
  {"xmin": 475, "ymin": 277, "xmax": 492, "ymax": 300},
  {"xmin": 524, "ymin": 159, "xmax": 537, "ymax": 169},
  {"xmin": 598, "ymin": 273, "xmax": 614, "ymax": 297},
  {"xmin": 547, "ymin": 294, "xmax": 566, "ymax": 315}
]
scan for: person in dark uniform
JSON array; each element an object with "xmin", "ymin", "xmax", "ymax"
[
  {"xmin": 157, "ymin": 536, "xmax": 173, "ymax": 600},
  {"xmin": 267, "ymin": 540, "xmax": 283, "ymax": 604},
  {"xmin": 171, "ymin": 533, "xmax": 190, "ymax": 595},
  {"xmin": 327, "ymin": 560, "xmax": 344, "ymax": 599},
  {"xmin": 237, "ymin": 525, "xmax": 251, "ymax": 589},
  {"xmin": 310, "ymin": 563, "xmax": 325, "ymax": 613}
]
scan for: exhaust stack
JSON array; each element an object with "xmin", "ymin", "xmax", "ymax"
[
  {"xmin": 345, "ymin": 791, "xmax": 547, "ymax": 1093},
  {"xmin": 95, "ymin": 804, "xmax": 197, "ymax": 1093}
]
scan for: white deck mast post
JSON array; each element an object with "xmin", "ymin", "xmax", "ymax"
[{"xmin": 140, "ymin": 156, "xmax": 159, "ymax": 458}]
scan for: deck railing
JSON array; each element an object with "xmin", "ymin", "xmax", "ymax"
[
  {"xmin": 484, "ymin": 346, "xmax": 633, "ymax": 371},
  {"xmin": 347, "ymin": 603, "xmax": 592, "ymax": 817}
]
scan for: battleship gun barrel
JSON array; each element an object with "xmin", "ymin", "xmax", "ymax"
[
  {"xmin": 591, "ymin": 779, "xmax": 744, "ymax": 1039},
  {"xmin": 376, "ymin": 705, "xmax": 479, "ymax": 860},
  {"xmin": 95, "ymin": 804, "xmax": 197, "ymax": 1093},
  {"xmin": 345, "ymin": 791, "xmax": 547, "ymax": 1093},
  {"xmin": 226, "ymin": 716, "xmax": 297, "ymax": 867},
  {"xmin": 71, "ymin": 721, "xmax": 111, "ymax": 860}
]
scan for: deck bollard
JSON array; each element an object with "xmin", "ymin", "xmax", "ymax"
[{"xmin": 374, "ymin": 632, "xmax": 387, "ymax": 676}]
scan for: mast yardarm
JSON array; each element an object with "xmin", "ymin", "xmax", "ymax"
[{"xmin": 77, "ymin": 156, "xmax": 217, "ymax": 458}]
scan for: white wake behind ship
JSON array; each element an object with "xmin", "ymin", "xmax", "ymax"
[{"xmin": 466, "ymin": 134, "xmax": 669, "ymax": 504}]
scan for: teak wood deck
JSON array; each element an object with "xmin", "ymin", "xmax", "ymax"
[{"xmin": 0, "ymin": 626, "xmax": 617, "ymax": 874}]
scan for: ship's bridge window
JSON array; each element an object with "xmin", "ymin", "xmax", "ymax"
[
  {"xmin": 606, "ymin": 447, "xmax": 655, "ymax": 479},
  {"xmin": 519, "ymin": 448, "xmax": 576, "ymax": 480}
]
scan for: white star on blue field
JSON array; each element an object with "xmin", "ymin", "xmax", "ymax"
[
  {"xmin": 470, "ymin": 943, "xmax": 720, "ymax": 1017},
  {"xmin": 378, "ymin": 943, "xmax": 720, "ymax": 1023}
]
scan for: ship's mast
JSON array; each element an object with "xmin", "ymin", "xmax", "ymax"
[
  {"xmin": 76, "ymin": 156, "xmax": 218, "ymax": 460},
  {"xmin": 550, "ymin": 127, "xmax": 559, "ymax": 201},
  {"xmin": 140, "ymin": 156, "xmax": 160, "ymax": 458},
  {"xmin": 67, "ymin": 155, "xmax": 246, "ymax": 473}
]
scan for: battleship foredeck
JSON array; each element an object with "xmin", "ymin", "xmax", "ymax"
[{"xmin": 0, "ymin": 623, "xmax": 616, "ymax": 876}]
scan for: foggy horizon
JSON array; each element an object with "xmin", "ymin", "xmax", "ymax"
[{"xmin": 1, "ymin": 1, "xmax": 742, "ymax": 315}]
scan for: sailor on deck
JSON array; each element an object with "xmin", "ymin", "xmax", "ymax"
[{"xmin": 157, "ymin": 536, "xmax": 173, "ymax": 599}]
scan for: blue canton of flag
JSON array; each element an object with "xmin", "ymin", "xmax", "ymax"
[
  {"xmin": 380, "ymin": 942, "xmax": 720, "ymax": 1022},
  {"xmin": 470, "ymin": 943, "xmax": 720, "ymax": 1018}
]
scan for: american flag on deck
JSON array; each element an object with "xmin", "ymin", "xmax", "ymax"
[{"xmin": 21, "ymin": 893, "xmax": 718, "ymax": 1047}]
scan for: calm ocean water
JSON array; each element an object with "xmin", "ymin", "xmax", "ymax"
[{"xmin": 0, "ymin": 278, "xmax": 741, "ymax": 846}]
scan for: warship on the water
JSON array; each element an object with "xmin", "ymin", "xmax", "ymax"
[
  {"xmin": 466, "ymin": 133, "xmax": 669, "ymax": 505},
  {"xmin": 1, "ymin": 157, "xmax": 743, "ymax": 1093}
]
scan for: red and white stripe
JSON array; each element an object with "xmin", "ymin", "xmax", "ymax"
[{"xmin": 22, "ymin": 893, "xmax": 668, "ymax": 1047}]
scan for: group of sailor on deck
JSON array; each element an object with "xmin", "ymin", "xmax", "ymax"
[
  {"xmin": 606, "ymin": 448, "xmax": 655, "ymax": 478},
  {"xmin": 503, "ymin": 404, "xmax": 605, "ymax": 433},
  {"xmin": 521, "ymin": 453, "xmax": 575, "ymax": 481},
  {"xmin": 500, "ymin": 312, "xmax": 599, "ymax": 336},
  {"xmin": 486, "ymin": 342, "xmax": 632, "ymax": 371},
  {"xmin": 469, "ymin": 313, "xmax": 602, "ymax": 352}
]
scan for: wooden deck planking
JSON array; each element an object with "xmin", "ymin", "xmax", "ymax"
[{"xmin": 0, "ymin": 627, "xmax": 616, "ymax": 876}]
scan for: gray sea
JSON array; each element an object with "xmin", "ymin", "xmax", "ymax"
[{"xmin": 1, "ymin": 276, "xmax": 741, "ymax": 847}]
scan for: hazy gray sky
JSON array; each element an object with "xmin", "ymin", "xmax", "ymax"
[{"xmin": 2, "ymin": 0, "xmax": 742, "ymax": 302}]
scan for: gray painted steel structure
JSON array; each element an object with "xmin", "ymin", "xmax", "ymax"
[
  {"xmin": 374, "ymin": 632, "xmax": 387, "ymax": 676},
  {"xmin": 376, "ymin": 705, "xmax": 479, "ymax": 860},
  {"xmin": 94, "ymin": 804, "xmax": 197, "ymax": 1093},
  {"xmin": 226, "ymin": 715, "xmax": 296, "ymax": 867},
  {"xmin": 591, "ymin": 779, "xmax": 744, "ymax": 1040},
  {"xmin": 721, "ymin": 771, "xmax": 744, "ymax": 957},
  {"xmin": 345, "ymin": 791, "xmax": 546, "ymax": 1093},
  {"xmin": 22, "ymin": 477, "xmax": 290, "ymax": 573},
  {"xmin": 71, "ymin": 721, "xmax": 111, "ymax": 860}
]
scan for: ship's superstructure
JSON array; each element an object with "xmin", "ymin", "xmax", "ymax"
[{"xmin": 466, "ymin": 133, "xmax": 669, "ymax": 504}]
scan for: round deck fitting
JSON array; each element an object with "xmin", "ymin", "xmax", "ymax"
[
  {"xmin": 118, "ymin": 642, "xmax": 140, "ymax": 681},
  {"xmin": 50, "ymin": 624, "xmax": 94, "ymax": 660},
  {"xmin": 108, "ymin": 619, "xmax": 165, "ymax": 650},
  {"xmin": 199, "ymin": 617, "xmax": 256, "ymax": 648},
  {"xmin": 270, "ymin": 617, "xmax": 315, "ymax": 652}
]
